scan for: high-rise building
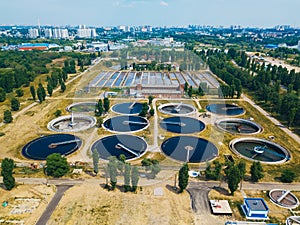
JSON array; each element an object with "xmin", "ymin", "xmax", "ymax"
[
  {"xmin": 52, "ymin": 28, "xmax": 69, "ymax": 39},
  {"xmin": 28, "ymin": 28, "xmax": 39, "ymax": 38},
  {"xmin": 44, "ymin": 28, "xmax": 53, "ymax": 38},
  {"xmin": 77, "ymin": 25, "xmax": 97, "ymax": 38}
]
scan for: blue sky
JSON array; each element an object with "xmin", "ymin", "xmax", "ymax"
[{"xmin": 1, "ymin": 0, "xmax": 299, "ymax": 27}]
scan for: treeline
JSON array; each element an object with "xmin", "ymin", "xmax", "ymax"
[
  {"xmin": 0, "ymin": 51, "xmax": 60, "ymax": 94},
  {"xmin": 0, "ymin": 51, "xmax": 96, "ymax": 102},
  {"xmin": 198, "ymin": 48, "xmax": 300, "ymax": 127},
  {"xmin": 197, "ymin": 49, "xmax": 243, "ymax": 98}
]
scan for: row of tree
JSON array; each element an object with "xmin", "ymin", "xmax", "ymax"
[
  {"xmin": 198, "ymin": 48, "xmax": 300, "ymax": 127},
  {"xmin": 205, "ymin": 159, "xmax": 296, "ymax": 195},
  {"xmin": 95, "ymin": 97, "xmax": 110, "ymax": 116}
]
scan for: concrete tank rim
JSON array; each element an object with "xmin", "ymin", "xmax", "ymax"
[
  {"xmin": 22, "ymin": 133, "xmax": 82, "ymax": 160},
  {"xmin": 90, "ymin": 134, "xmax": 148, "ymax": 162},
  {"xmin": 229, "ymin": 137, "xmax": 291, "ymax": 164},
  {"xmin": 66, "ymin": 102, "xmax": 97, "ymax": 113},
  {"xmin": 215, "ymin": 118, "xmax": 263, "ymax": 135},
  {"xmin": 160, "ymin": 135, "xmax": 219, "ymax": 163},
  {"xmin": 158, "ymin": 103, "xmax": 197, "ymax": 116},
  {"xmin": 206, "ymin": 103, "xmax": 246, "ymax": 117},
  {"xmin": 269, "ymin": 189, "xmax": 300, "ymax": 209},
  {"xmin": 47, "ymin": 114, "xmax": 97, "ymax": 132},
  {"xmin": 111, "ymin": 102, "xmax": 149, "ymax": 115},
  {"xmin": 160, "ymin": 115, "xmax": 206, "ymax": 134},
  {"xmin": 102, "ymin": 115, "xmax": 150, "ymax": 134}
]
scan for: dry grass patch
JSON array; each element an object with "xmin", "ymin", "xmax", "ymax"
[
  {"xmin": 48, "ymin": 183, "xmax": 194, "ymax": 225},
  {"xmin": 0, "ymin": 184, "xmax": 55, "ymax": 224}
]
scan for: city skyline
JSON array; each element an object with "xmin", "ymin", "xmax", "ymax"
[{"xmin": 1, "ymin": 0, "xmax": 300, "ymax": 27}]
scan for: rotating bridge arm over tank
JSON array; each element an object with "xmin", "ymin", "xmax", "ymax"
[
  {"xmin": 129, "ymin": 101, "xmax": 137, "ymax": 109},
  {"xmin": 160, "ymin": 121, "xmax": 186, "ymax": 126},
  {"xmin": 116, "ymin": 143, "xmax": 139, "ymax": 157},
  {"xmin": 122, "ymin": 121, "xmax": 148, "ymax": 125},
  {"xmin": 48, "ymin": 139, "xmax": 81, "ymax": 148},
  {"xmin": 173, "ymin": 102, "xmax": 183, "ymax": 113}
]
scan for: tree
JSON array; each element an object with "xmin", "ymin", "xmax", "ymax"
[
  {"xmin": 237, "ymin": 160, "xmax": 246, "ymax": 189},
  {"xmin": 15, "ymin": 89, "xmax": 24, "ymax": 97},
  {"xmin": 198, "ymin": 84, "xmax": 204, "ymax": 96},
  {"xmin": 47, "ymin": 82, "xmax": 53, "ymax": 96},
  {"xmin": 149, "ymin": 164, "xmax": 161, "ymax": 179},
  {"xmin": 148, "ymin": 95, "xmax": 154, "ymax": 105},
  {"xmin": 280, "ymin": 169, "xmax": 296, "ymax": 183},
  {"xmin": 60, "ymin": 81, "xmax": 66, "ymax": 92},
  {"xmin": 188, "ymin": 86, "xmax": 193, "ymax": 97},
  {"xmin": 149, "ymin": 108, "xmax": 155, "ymax": 116},
  {"xmin": 184, "ymin": 82, "xmax": 188, "ymax": 92},
  {"xmin": 119, "ymin": 154, "xmax": 126, "ymax": 164},
  {"xmin": 30, "ymin": 86, "xmax": 36, "ymax": 101},
  {"xmin": 46, "ymin": 153, "xmax": 69, "ymax": 177},
  {"xmin": 95, "ymin": 99, "xmax": 103, "ymax": 116},
  {"xmin": 205, "ymin": 160, "xmax": 222, "ymax": 180},
  {"xmin": 250, "ymin": 161, "xmax": 264, "ymax": 182},
  {"xmin": 124, "ymin": 163, "xmax": 131, "ymax": 192},
  {"xmin": 103, "ymin": 97, "xmax": 110, "ymax": 112},
  {"xmin": 37, "ymin": 83, "xmax": 46, "ymax": 103},
  {"xmin": 11, "ymin": 98, "xmax": 20, "ymax": 111},
  {"xmin": 92, "ymin": 149, "xmax": 99, "ymax": 174},
  {"xmin": 138, "ymin": 102, "xmax": 149, "ymax": 117},
  {"xmin": 131, "ymin": 166, "xmax": 139, "ymax": 192},
  {"xmin": 54, "ymin": 109, "xmax": 62, "ymax": 117},
  {"xmin": 0, "ymin": 88, "xmax": 6, "ymax": 102},
  {"xmin": 3, "ymin": 110, "xmax": 13, "ymax": 123},
  {"xmin": 178, "ymin": 163, "xmax": 189, "ymax": 193},
  {"xmin": 225, "ymin": 163, "xmax": 241, "ymax": 195},
  {"xmin": 96, "ymin": 117, "xmax": 103, "ymax": 127},
  {"xmin": 1, "ymin": 158, "xmax": 15, "ymax": 190},
  {"xmin": 37, "ymin": 88, "xmax": 43, "ymax": 103},
  {"xmin": 108, "ymin": 156, "xmax": 118, "ymax": 190}
]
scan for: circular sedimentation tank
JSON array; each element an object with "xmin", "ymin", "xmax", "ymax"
[
  {"xmin": 103, "ymin": 115, "xmax": 149, "ymax": 133},
  {"xmin": 215, "ymin": 118, "xmax": 262, "ymax": 135},
  {"xmin": 111, "ymin": 102, "xmax": 147, "ymax": 115},
  {"xmin": 48, "ymin": 114, "xmax": 96, "ymax": 132},
  {"xmin": 286, "ymin": 216, "xmax": 300, "ymax": 225},
  {"xmin": 91, "ymin": 134, "xmax": 147, "ymax": 160},
  {"xmin": 269, "ymin": 189, "xmax": 299, "ymax": 209},
  {"xmin": 158, "ymin": 103, "xmax": 196, "ymax": 116},
  {"xmin": 160, "ymin": 116, "xmax": 205, "ymax": 134},
  {"xmin": 22, "ymin": 134, "xmax": 82, "ymax": 160},
  {"xmin": 161, "ymin": 136, "xmax": 218, "ymax": 163},
  {"xmin": 206, "ymin": 103, "xmax": 245, "ymax": 116},
  {"xmin": 229, "ymin": 138, "xmax": 290, "ymax": 164},
  {"xmin": 66, "ymin": 102, "xmax": 96, "ymax": 113}
]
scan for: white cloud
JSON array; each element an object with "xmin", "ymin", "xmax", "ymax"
[
  {"xmin": 160, "ymin": 1, "xmax": 169, "ymax": 6},
  {"xmin": 114, "ymin": 0, "xmax": 148, "ymax": 8}
]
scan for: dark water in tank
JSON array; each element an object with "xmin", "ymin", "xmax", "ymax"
[
  {"xmin": 233, "ymin": 141, "xmax": 288, "ymax": 162},
  {"xmin": 112, "ymin": 102, "xmax": 145, "ymax": 114},
  {"xmin": 161, "ymin": 105, "xmax": 194, "ymax": 114},
  {"xmin": 218, "ymin": 121, "xmax": 259, "ymax": 134},
  {"xmin": 206, "ymin": 104, "xmax": 244, "ymax": 115},
  {"xmin": 160, "ymin": 116, "xmax": 205, "ymax": 134},
  {"xmin": 92, "ymin": 134, "xmax": 147, "ymax": 160},
  {"xmin": 22, "ymin": 134, "xmax": 82, "ymax": 160},
  {"xmin": 161, "ymin": 136, "xmax": 218, "ymax": 163},
  {"xmin": 103, "ymin": 116, "xmax": 148, "ymax": 132}
]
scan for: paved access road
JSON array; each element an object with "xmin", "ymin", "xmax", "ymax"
[{"xmin": 35, "ymin": 185, "xmax": 72, "ymax": 225}]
